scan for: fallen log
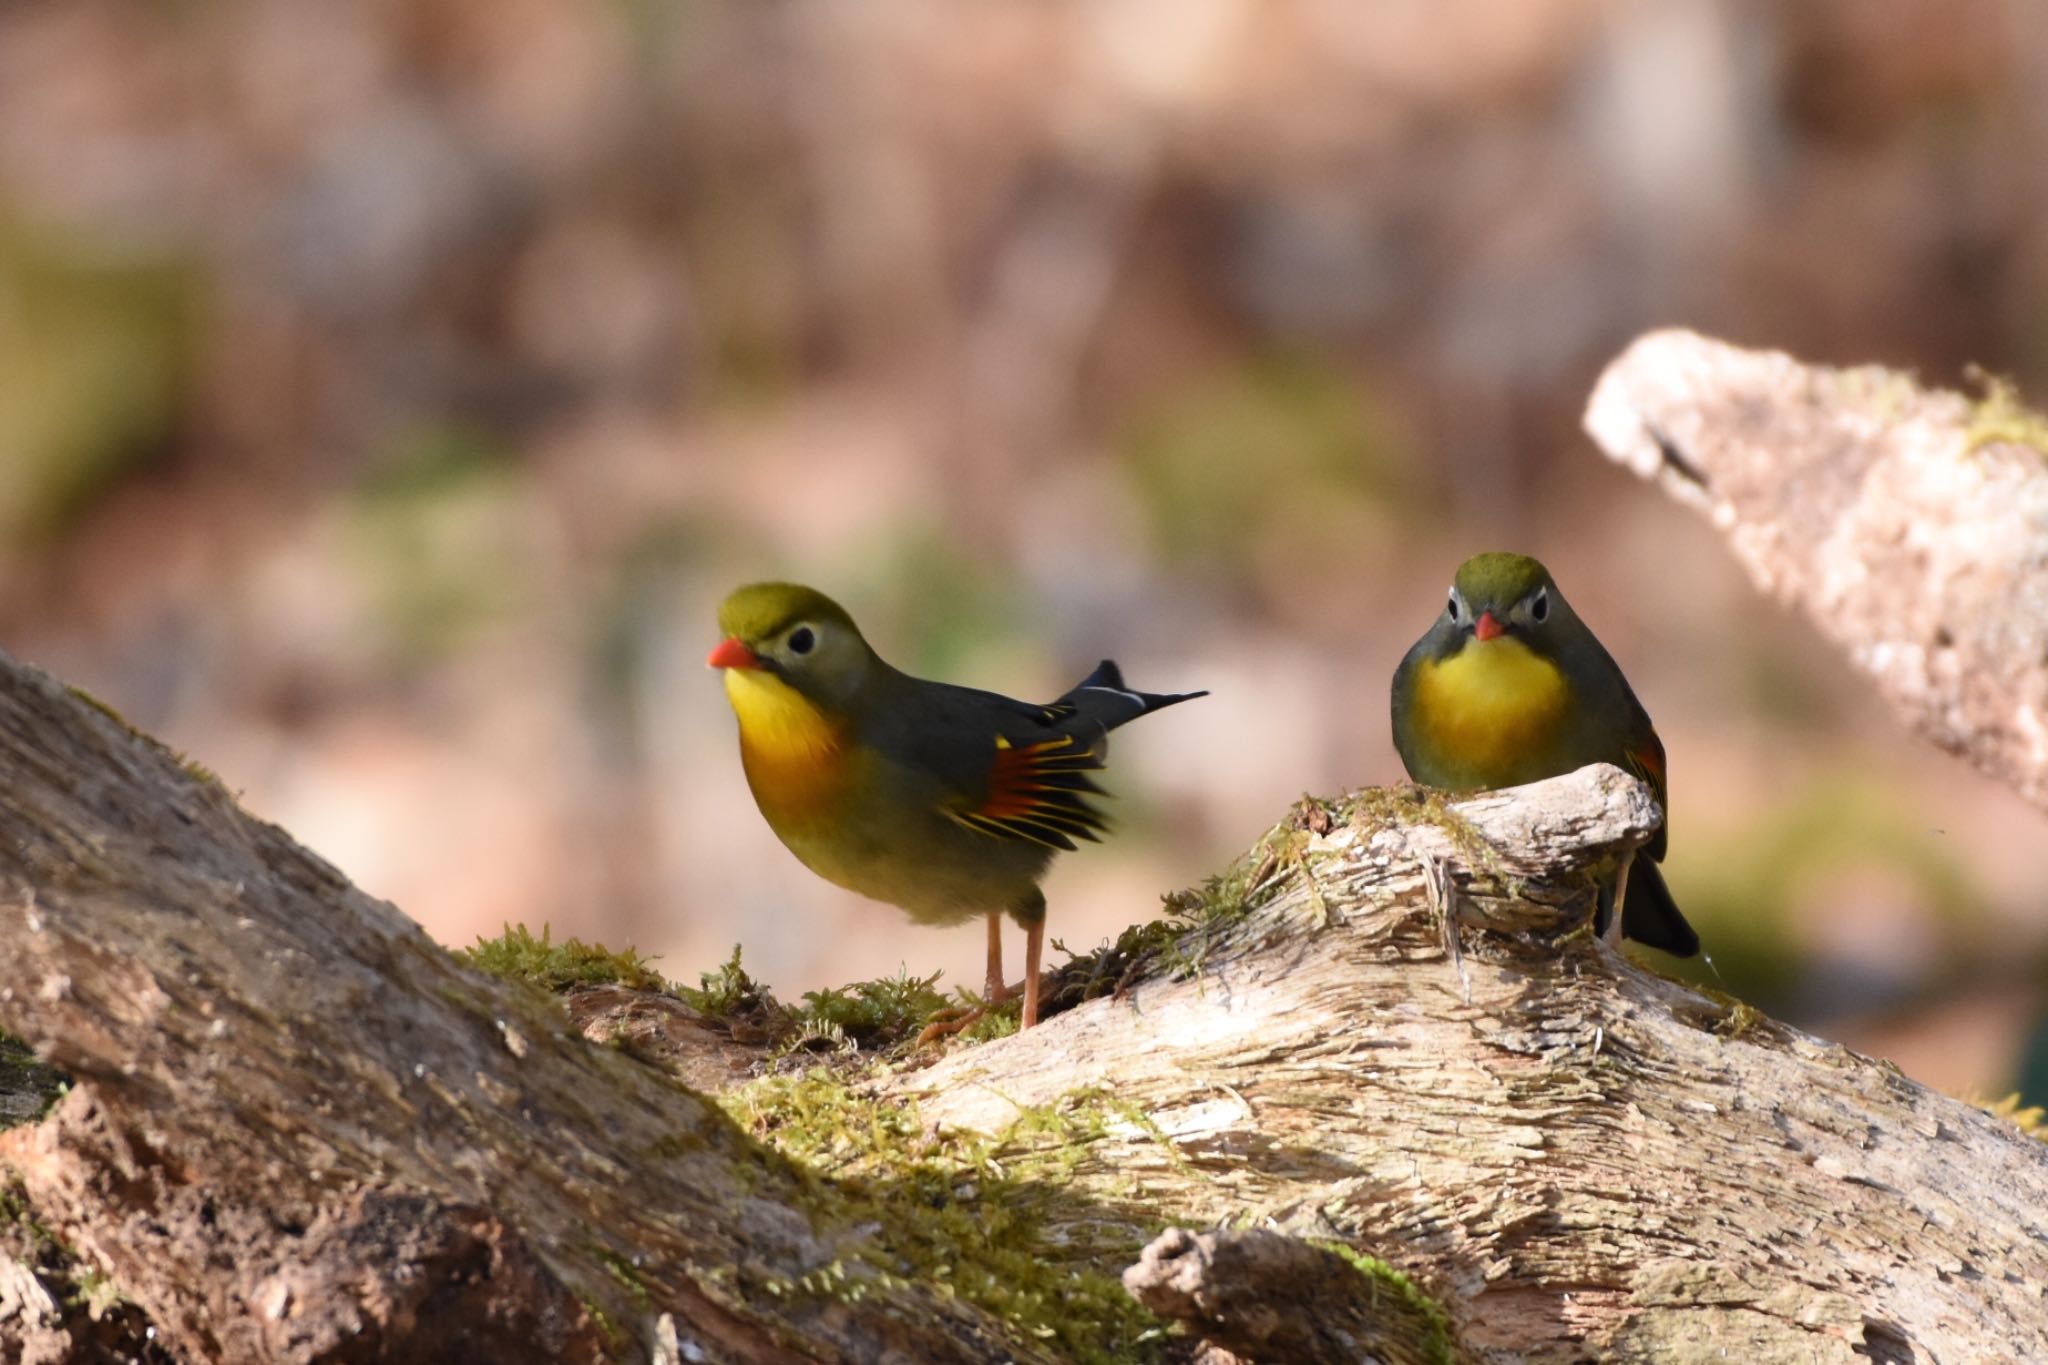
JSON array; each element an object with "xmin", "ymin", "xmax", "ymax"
[{"xmin": 2, "ymin": 644, "xmax": 2044, "ymax": 1362}]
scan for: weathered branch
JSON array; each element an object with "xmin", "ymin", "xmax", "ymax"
[
  {"xmin": 0, "ymin": 656, "xmax": 1044, "ymax": 1364},
  {"xmin": 3, "ymin": 645, "xmax": 2046, "ymax": 1362},
  {"xmin": 1584, "ymin": 328, "xmax": 2048, "ymax": 811},
  {"xmin": 873, "ymin": 773, "xmax": 2048, "ymax": 1361}
]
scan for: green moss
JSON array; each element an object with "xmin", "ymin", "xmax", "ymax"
[
  {"xmin": 467, "ymin": 934, "xmax": 1010, "ymax": 1062},
  {"xmin": 63, "ymin": 685, "xmax": 229, "ymax": 795},
  {"xmin": 64, "ymin": 683, "xmax": 135, "ymax": 732},
  {"xmin": 1689, "ymin": 984, "xmax": 1765, "ymax": 1042},
  {"xmin": 674, "ymin": 945, "xmax": 768, "ymax": 1017},
  {"xmin": 459, "ymin": 923, "xmax": 668, "ymax": 995},
  {"xmin": 596, "ymin": 1247, "xmax": 655, "ymax": 1309},
  {"xmin": 1035, "ymin": 796, "xmax": 1363, "ymax": 1016},
  {"xmin": 1963, "ymin": 368, "xmax": 2048, "ymax": 457},
  {"xmin": 1344, "ymin": 784, "xmax": 1519, "ymax": 893},
  {"xmin": 0, "ymin": 1029, "xmax": 70, "ymax": 1129},
  {"xmin": 784, "ymin": 968, "xmax": 958, "ymax": 1053},
  {"xmin": 571, "ymin": 1286, "xmax": 623, "ymax": 1346},
  {"xmin": 1315, "ymin": 1241, "xmax": 1458, "ymax": 1365},
  {"xmin": 724, "ymin": 1070, "xmax": 1168, "ymax": 1362}
]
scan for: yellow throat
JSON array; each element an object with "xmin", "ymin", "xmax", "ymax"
[
  {"xmin": 1413, "ymin": 635, "xmax": 1571, "ymax": 781},
  {"xmin": 724, "ymin": 667, "xmax": 847, "ymax": 815}
]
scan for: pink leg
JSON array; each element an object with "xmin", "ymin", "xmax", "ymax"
[
  {"xmin": 984, "ymin": 911, "xmax": 1008, "ymax": 1006},
  {"xmin": 1606, "ymin": 851, "xmax": 1633, "ymax": 948},
  {"xmin": 1021, "ymin": 919, "xmax": 1043, "ymax": 1028}
]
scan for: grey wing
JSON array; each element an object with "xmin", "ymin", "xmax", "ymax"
[{"xmin": 860, "ymin": 679, "xmax": 1112, "ymax": 851}]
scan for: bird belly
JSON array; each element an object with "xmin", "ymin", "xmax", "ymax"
[
  {"xmin": 728, "ymin": 685, "xmax": 1049, "ymax": 925},
  {"xmin": 1408, "ymin": 639, "xmax": 1572, "ymax": 790},
  {"xmin": 769, "ymin": 796, "xmax": 1052, "ymax": 927}
]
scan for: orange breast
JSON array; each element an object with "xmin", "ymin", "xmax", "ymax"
[
  {"xmin": 726, "ymin": 668, "xmax": 849, "ymax": 824},
  {"xmin": 741, "ymin": 728, "xmax": 849, "ymax": 821}
]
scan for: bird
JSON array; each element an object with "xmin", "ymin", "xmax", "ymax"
[
  {"xmin": 1389, "ymin": 552, "xmax": 1698, "ymax": 956},
  {"xmin": 707, "ymin": 581, "xmax": 1206, "ymax": 1034}
]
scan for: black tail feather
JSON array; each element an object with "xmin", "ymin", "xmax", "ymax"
[
  {"xmin": 1616, "ymin": 857, "xmax": 1699, "ymax": 957},
  {"xmin": 1072, "ymin": 659, "xmax": 1208, "ymax": 716}
]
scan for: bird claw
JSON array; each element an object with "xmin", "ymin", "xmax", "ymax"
[{"xmin": 913, "ymin": 1005, "xmax": 988, "ymax": 1046}]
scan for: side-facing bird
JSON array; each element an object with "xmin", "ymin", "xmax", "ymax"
[
  {"xmin": 707, "ymin": 582, "xmax": 1206, "ymax": 1033},
  {"xmin": 1389, "ymin": 552, "xmax": 1698, "ymax": 956}
]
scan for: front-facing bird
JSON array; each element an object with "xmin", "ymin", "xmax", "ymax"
[
  {"xmin": 708, "ymin": 582, "xmax": 1206, "ymax": 1032},
  {"xmin": 1390, "ymin": 552, "xmax": 1699, "ymax": 956}
]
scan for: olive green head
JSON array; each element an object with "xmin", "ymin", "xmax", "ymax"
[
  {"xmin": 710, "ymin": 582, "xmax": 876, "ymax": 706},
  {"xmin": 717, "ymin": 582, "xmax": 860, "ymax": 641},
  {"xmin": 1419, "ymin": 552, "xmax": 1583, "ymax": 657},
  {"xmin": 1452, "ymin": 552, "xmax": 1553, "ymax": 608}
]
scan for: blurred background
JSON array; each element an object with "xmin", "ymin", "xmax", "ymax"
[{"xmin": 5, "ymin": 0, "xmax": 2048, "ymax": 1101}]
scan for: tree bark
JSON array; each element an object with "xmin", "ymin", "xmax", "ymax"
[
  {"xmin": 1584, "ymin": 328, "xmax": 2048, "ymax": 812},
  {"xmin": 2, "ymin": 641, "xmax": 2045, "ymax": 1362},
  {"xmin": 0, "ymin": 657, "xmax": 1043, "ymax": 1365}
]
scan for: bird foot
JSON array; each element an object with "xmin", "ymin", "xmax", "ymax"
[
  {"xmin": 913, "ymin": 970, "xmax": 1057, "ymax": 1046},
  {"xmin": 913, "ymin": 1005, "xmax": 989, "ymax": 1046}
]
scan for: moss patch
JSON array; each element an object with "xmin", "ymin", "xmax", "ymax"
[
  {"xmin": 673, "ymin": 944, "xmax": 770, "ymax": 1019},
  {"xmin": 1315, "ymin": 1241, "xmax": 1459, "ymax": 1365},
  {"xmin": 725, "ymin": 1069, "xmax": 1169, "ymax": 1362},
  {"xmin": 1344, "ymin": 783, "xmax": 1520, "ymax": 891},
  {"xmin": 595, "ymin": 1247, "xmax": 655, "ymax": 1310},
  {"xmin": 62, "ymin": 685, "xmax": 230, "ymax": 795},
  {"xmin": 1038, "ymin": 800, "xmax": 1333, "ymax": 1016},
  {"xmin": 0, "ymin": 1030, "xmax": 69, "ymax": 1130},
  {"xmin": 680, "ymin": 947, "xmax": 995, "ymax": 1056},
  {"xmin": 784, "ymin": 968, "xmax": 956, "ymax": 1052},
  {"xmin": 1695, "ymin": 984, "xmax": 1766, "ymax": 1042},
  {"xmin": 459, "ymin": 923, "xmax": 668, "ymax": 995}
]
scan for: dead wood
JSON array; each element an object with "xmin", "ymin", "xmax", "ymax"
[
  {"xmin": 1585, "ymin": 328, "xmax": 2048, "ymax": 811},
  {"xmin": 2, "ymin": 645, "xmax": 2046, "ymax": 1363},
  {"xmin": 0, "ymin": 655, "xmax": 1045, "ymax": 1364}
]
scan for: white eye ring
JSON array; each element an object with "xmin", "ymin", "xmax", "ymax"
[
  {"xmin": 1530, "ymin": 588, "xmax": 1549, "ymax": 623},
  {"xmin": 787, "ymin": 623, "xmax": 818, "ymax": 655},
  {"xmin": 1446, "ymin": 589, "xmax": 1460, "ymax": 621}
]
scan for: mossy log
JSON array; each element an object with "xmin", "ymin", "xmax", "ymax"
[
  {"xmin": 1585, "ymin": 328, "xmax": 2048, "ymax": 813},
  {"xmin": 2, "ymin": 649, "xmax": 2047, "ymax": 1363}
]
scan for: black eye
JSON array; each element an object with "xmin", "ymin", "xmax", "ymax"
[
  {"xmin": 1531, "ymin": 589, "xmax": 1549, "ymax": 623},
  {"xmin": 787, "ymin": 625, "xmax": 816, "ymax": 655},
  {"xmin": 1446, "ymin": 591, "xmax": 1460, "ymax": 621}
]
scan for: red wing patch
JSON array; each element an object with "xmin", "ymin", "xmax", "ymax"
[
  {"xmin": 949, "ymin": 735, "xmax": 1110, "ymax": 850},
  {"xmin": 1623, "ymin": 738, "xmax": 1666, "ymax": 795}
]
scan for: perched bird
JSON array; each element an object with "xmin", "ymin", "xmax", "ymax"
[
  {"xmin": 707, "ymin": 582, "xmax": 1205, "ymax": 1033},
  {"xmin": 1389, "ymin": 552, "xmax": 1698, "ymax": 956}
]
